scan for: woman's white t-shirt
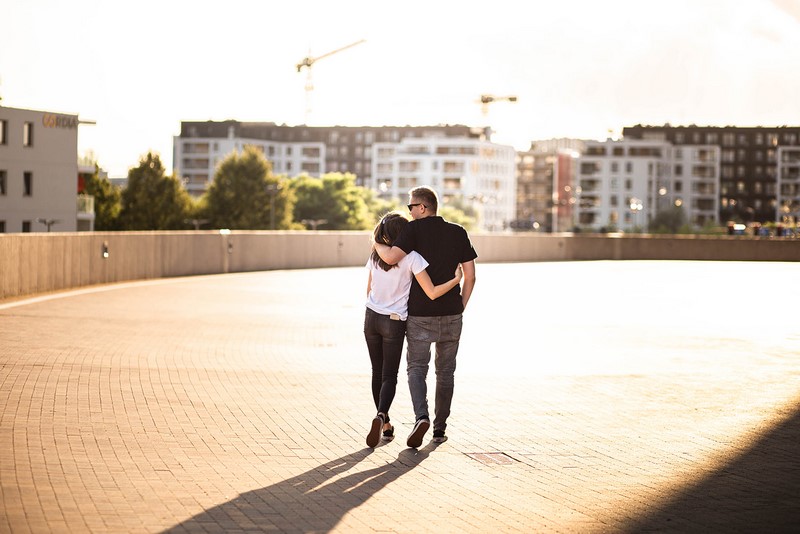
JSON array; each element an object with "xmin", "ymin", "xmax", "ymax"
[{"xmin": 365, "ymin": 251, "xmax": 429, "ymax": 321}]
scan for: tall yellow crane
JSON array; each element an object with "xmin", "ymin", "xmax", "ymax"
[
  {"xmin": 296, "ymin": 39, "xmax": 366, "ymax": 124},
  {"xmin": 479, "ymin": 94, "xmax": 518, "ymax": 118}
]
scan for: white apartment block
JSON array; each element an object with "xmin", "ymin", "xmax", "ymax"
[
  {"xmin": 576, "ymin": 139, "xmax": 720, "ymax": 232},
  {"xmin": 173, "ymin": 128, "xmax": 325, "ymax": 197},
  {"xmin": 371, "ymin": 137, "xmax": 517, "ymax": 232},
  {"xmin": 0, "ymin": 106, "xmax": 84, "ymax": 233},
  {"xmin": 776, "ymin": 146, "xmax": 800, "ymax": 222}
]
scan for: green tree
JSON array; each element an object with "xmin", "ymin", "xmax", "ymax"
[
  {"xmin": 119, "ymin": 152, "xmax": 193, "ymax": 230},
  {"xmin": 439, "ymin": 195, "xmax": 478, "ymax": 231},
  {"xmin": 649, "ymin": 205, "xmax": 689, "ymax": 234},
  {"xmin": 362, "ymin": 188, "xmax": 402, "ymax": 227},
  {"xmin": 82, "ymin": 164, "xmax": 121, "ymax": 230},
  {"xmin": 202, "ymin": 146, "xmax": 294, "ymax": 229},
  {"xmin": 290, "ymin": 173, "xmax": 372, "ymax": 230}
]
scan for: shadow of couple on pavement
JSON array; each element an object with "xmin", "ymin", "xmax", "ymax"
[{"xmin": 162, "ymin": 442, "xmax": 437, "ymax": 533}]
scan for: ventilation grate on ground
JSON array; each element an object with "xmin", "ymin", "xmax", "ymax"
[{"xmin": 465, "ymin": 452, "xmax": 516, "ymax": 465}]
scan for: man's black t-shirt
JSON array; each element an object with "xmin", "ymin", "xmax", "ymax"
[{"xmin": 393, "ymin": 216, "xmax": 478, "ymax": 317}]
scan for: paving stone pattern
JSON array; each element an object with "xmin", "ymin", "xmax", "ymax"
[{"xmin": 1, "ymin": 261, "xmax": 799, "ymax": 533}]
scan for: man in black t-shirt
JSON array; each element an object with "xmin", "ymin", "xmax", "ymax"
[{"xmin": 375, "ymin": 187, "xmax": 477, "ymax": 447}]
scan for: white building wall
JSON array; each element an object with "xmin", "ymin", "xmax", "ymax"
[
  {"xmin": 173, "ymin": 136, "xmax": 325, "ymax": 196},
  {"xmin": 0, "ymin": 106, "xmax": 79, "ymax": 233},
  {"xmin": 777, "ymin": 146, "xmax": 800, "ymax": 222},
  {"xmin": 370, "ymin": 137, "xmax": 516, "ymax": 231},
  {"xmin": 576, "ymin": 139, "xmax": 720, "ymax": 232}
]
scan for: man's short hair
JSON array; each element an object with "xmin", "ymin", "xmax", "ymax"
[{"xmin": 409, "ymin": 186, "xmax": 438, "ymax": 213}]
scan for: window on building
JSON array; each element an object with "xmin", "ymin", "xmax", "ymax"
[
  {"xmin": 0, "ymin": 170, "xmax": 6, "ymax": 195},
  {"xmin": 625, "ymin": 162, "xmax": 633, "ymax": 173},
  {"xmin": 674, "ymin": 164, "xmax": 683, "ymax": 176},
  {"xmin": 23, "ymin": 172, "xmax": 33, "ymax": 196},
  {"xmin": 625, "ymin": 179, "xmax": 632, "ymax": 190},
  {"xmin": 706, "ymin": 133, "xmax": 718, "ymax": 144},
  {"xmin": 610, "ymin": 195, "xmax": 618, "ymax": 207},
  {"xmin": 675, "ymin": 181, "xmax": 683, "ymax": 193},
  {"xmin": 722, "ymin": 133, "xmax": 735, "ymax": 146},
  {"xmin": 22, "ymin": 221, "xmax": 31, "ymax": 233},
  {"xmin": 23, "ymin": 122, "xmax": 33, "ymax": 147},
  {"xmin": 0, "ymin": 120, "xmax": 7, "ymax": 145},
  {"xmin": 0, "ymin": 221, "xmax": 5, "ymax": 233},
  {"xmin": 754, "ymin": 181, "xmax": 763, "ymax": 194}
]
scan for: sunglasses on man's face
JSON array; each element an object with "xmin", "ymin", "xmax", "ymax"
[{"xmin": 407, "ymin": 203, "xmax": 425, "ymax": 211}]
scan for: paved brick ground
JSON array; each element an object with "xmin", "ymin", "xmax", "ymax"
[{"xmin": 1, "ymin": 260, "xmax": 799, "ymax": 533}]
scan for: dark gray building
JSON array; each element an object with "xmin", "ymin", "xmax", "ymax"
[{"xmin": 623, "ymin": 124, "xmax": 800, "ymax": 224}]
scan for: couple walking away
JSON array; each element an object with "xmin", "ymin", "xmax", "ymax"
[{"xmin": 363, "ymin": 186, "xmax": 477, "ymax": 448}]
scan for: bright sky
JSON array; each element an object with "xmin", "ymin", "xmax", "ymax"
[{"xmin": 3, "ymin": 0, "xmax": 800, "ymax": 177}]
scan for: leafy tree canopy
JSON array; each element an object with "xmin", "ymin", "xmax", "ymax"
[
  {"xmin": 82, "ymin": 164, "xmax": 121, "ymax": 231},
  {"xmin": 649, "ymin": 205, "xmax": 690, "ymax": 234},
  {"xmin": 202, "ymin": 145, "xmax": 294, "ymax": 230},
  {"xmin": 290, "ymin": 173, "xmax": 372, "ymax": 230},
  {"xmin": 119, "ymin": 152, "xmax": 193, "ymax": 230}
]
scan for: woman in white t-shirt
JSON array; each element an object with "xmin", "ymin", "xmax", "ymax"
[{"xmin": 364, "ymin": 212, "xmax": 462, "ymax": 447}]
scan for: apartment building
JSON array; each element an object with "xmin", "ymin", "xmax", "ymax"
[
  {"xmin": 575, "ymin": 139, "xmax": 719, "ymax": 232},
  {"xmin": 173, "ymin": 121, "xmax": 485, "ymax": 197},
  {"xmin": 516, "ymin": 139, "xmax": 583, "ymax": 232},
  {"xmin": 777, "ymin": 146, "xmax": 800, "ymax": 223},
  {"xmin": 0, "ymin": 106, "xmax": 83, "ymax": 233},
  {"xmin": 623, "ymin": 124, "xmax": 800, "ymax": 223},
  {"xmin": 371, "ymin": 136, "xmax": 516, "ymax": 232}
]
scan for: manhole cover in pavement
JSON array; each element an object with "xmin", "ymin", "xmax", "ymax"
[{"xmin": 465, "ymin": 452, "xmax": 516, "ymax": 465}]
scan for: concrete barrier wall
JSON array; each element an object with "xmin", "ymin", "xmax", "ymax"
[{"xmin": 0, "ymin": 231, "xmax": 797, "ymax": 301}]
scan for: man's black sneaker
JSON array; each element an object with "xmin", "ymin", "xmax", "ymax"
[
  {"xmin": 432, "ymin": 430, "xmax": 448, "ymax": 443},
  {"xmin": 406, "ymin": 418, "xmax": 430, "ymax": 448}
]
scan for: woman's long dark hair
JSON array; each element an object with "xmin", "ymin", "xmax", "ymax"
[{"xmin": 371, "ymin": 212, "xmax": 408, "ymax": 271}]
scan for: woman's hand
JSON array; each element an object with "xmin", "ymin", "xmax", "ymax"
[{"xmin": 455, "ymin": 264, "xmax": 463, "ymax": 283}]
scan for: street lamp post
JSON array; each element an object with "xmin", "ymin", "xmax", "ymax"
[{"xmin": 35, "ymin": 218, "xmax": 59, "ymax": 232}]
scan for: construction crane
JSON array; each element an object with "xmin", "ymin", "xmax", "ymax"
[
  {"xmin": 296, "ymin": 39, "xmax": 366, "ymax": 124},
  {"xmin": 479, "ymin": 94, "xmax": 518, "ymax": 118}
]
